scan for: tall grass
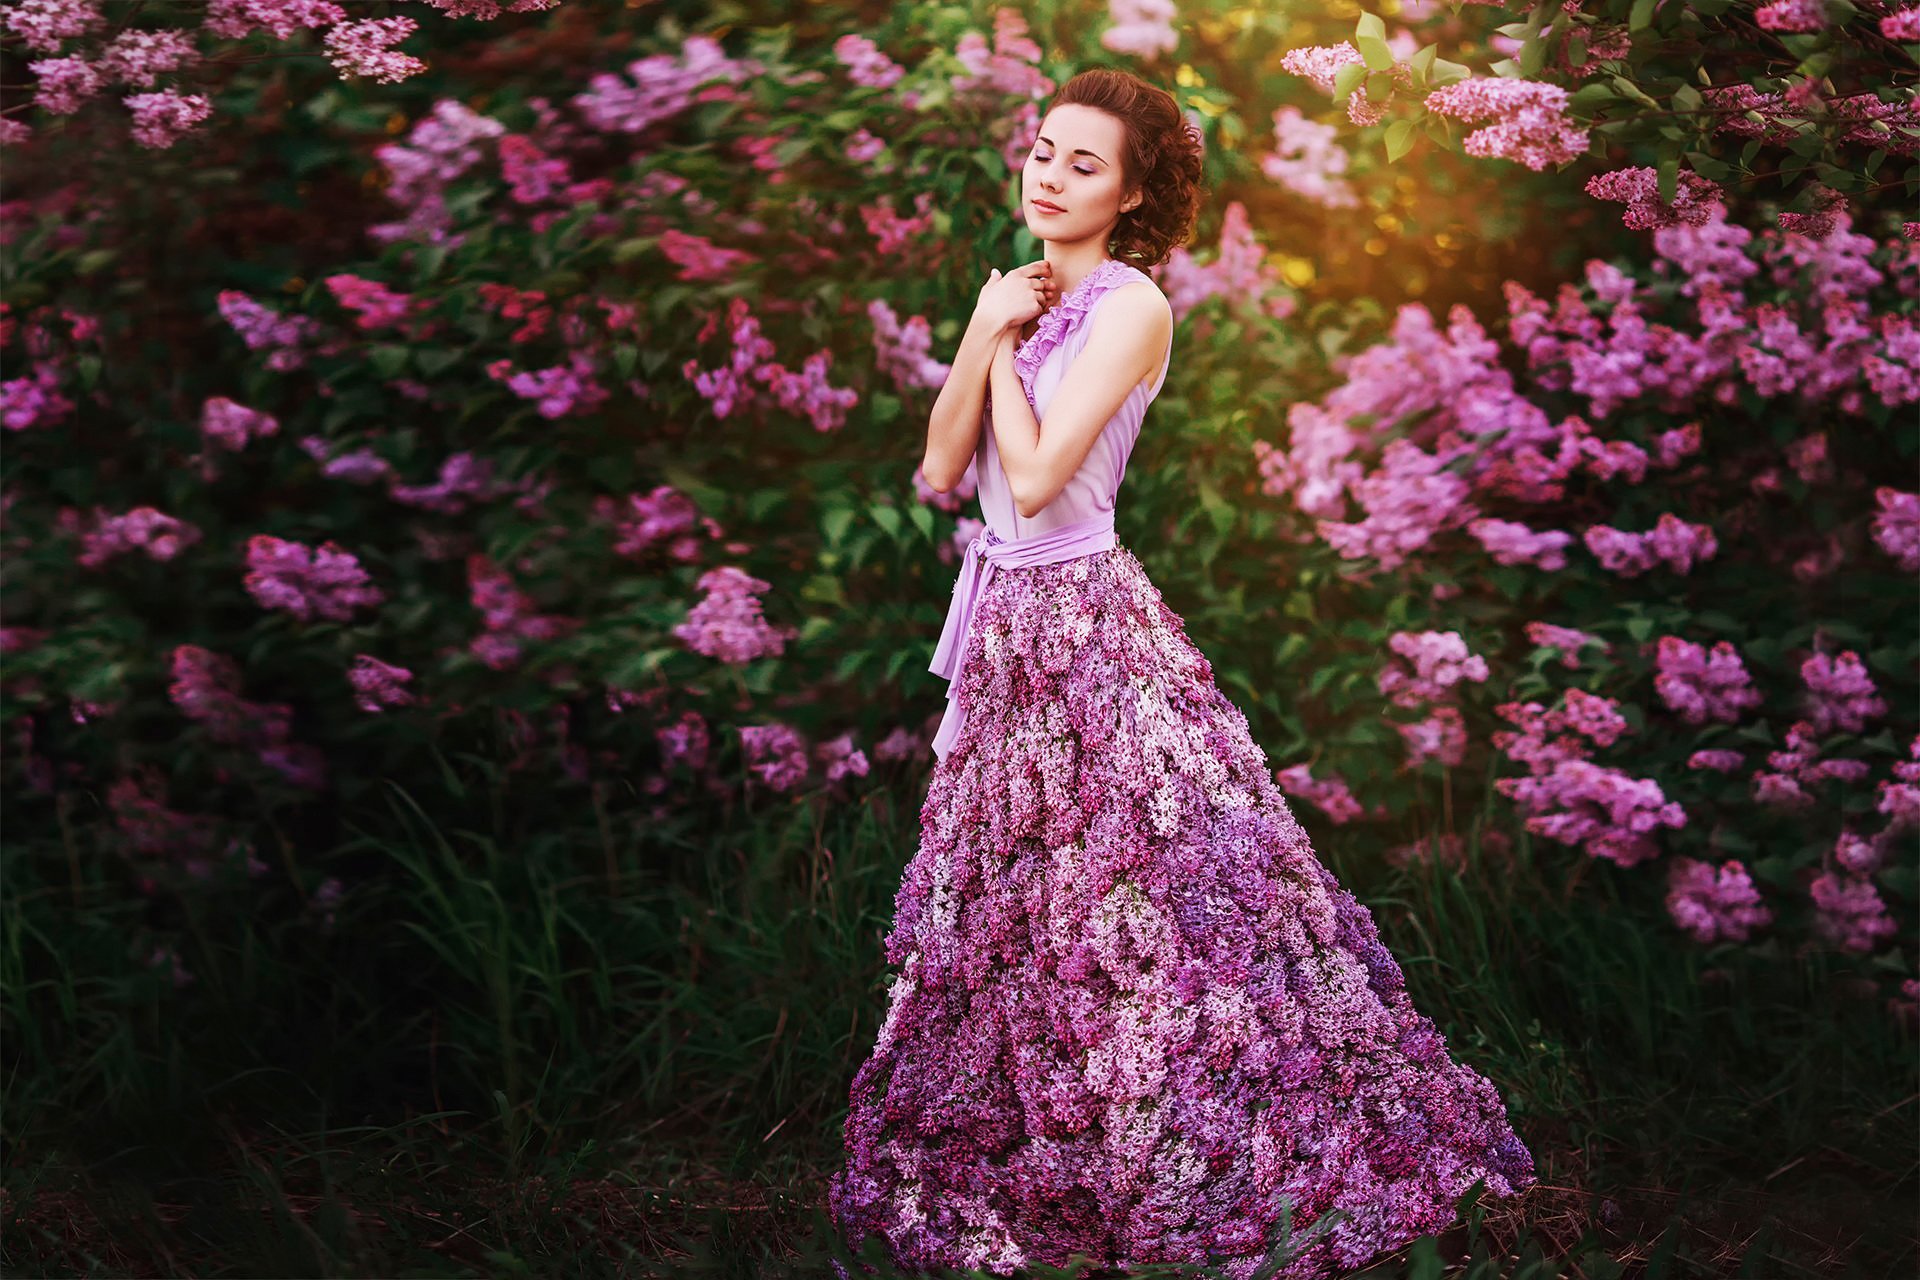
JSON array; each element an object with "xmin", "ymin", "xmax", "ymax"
[{"xmin": 3, "ymin": 768, "xmax": 1912, "ymax": 1277}]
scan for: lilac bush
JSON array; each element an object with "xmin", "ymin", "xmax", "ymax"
[{"xmin": 1252, "ymin": 202, "xmax": 1917, "ymax": 991}]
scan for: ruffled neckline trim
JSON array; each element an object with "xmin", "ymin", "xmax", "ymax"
[{"xmin": 1011, "ymin": 257, "xmax": 1139, "ymax": 399}]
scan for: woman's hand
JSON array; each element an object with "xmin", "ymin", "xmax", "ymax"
[{"xmin": 974, "ymin": 260, "xmax": 1058, "ymax": 333}]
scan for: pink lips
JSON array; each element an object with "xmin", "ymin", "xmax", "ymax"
[{"xmin": 1032, "ymin": 199, "xmax": 1065, "ymax": 214}]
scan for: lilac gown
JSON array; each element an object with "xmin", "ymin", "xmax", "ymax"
[{"xmin": 828, "ymin": 257, "xmax": 1535, "ymax": 1279}]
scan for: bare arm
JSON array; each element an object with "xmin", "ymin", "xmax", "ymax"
[{"xmin": 921, "ymin": 309, "xmax": 1008, "ymax": 493}]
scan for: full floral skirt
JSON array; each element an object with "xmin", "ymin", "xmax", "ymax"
[{"xmin": 827, "ymin": 543, "xmax": 1535, "ymax": 1278}]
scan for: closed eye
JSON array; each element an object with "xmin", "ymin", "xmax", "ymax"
[{"xmin": 1035, "ymin": 153, "xmax": 1095, "ymax": 176}]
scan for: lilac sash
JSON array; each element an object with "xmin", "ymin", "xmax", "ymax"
[{"xmin": 928, "ymin": 509, "xmax": 1117, "ymax": 760}]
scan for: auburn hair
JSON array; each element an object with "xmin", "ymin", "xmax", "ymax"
[{"xmin": 1045, "ymin": 67, "xmax": 1206, "ymax": 269}]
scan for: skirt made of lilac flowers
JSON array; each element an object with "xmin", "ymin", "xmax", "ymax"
[{"xmin": 827, "ymin": 542, "xmax": 1536, "ymax": 1280}]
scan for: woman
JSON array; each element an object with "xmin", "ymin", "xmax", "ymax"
[{"xmin": 828, "ymin": 67, "xmax": 1536, "ymax": 1279}]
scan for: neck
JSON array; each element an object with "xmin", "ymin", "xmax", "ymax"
[{"xmin": 1042, "ymin": 247, "xmax": 1118, "ymax": 299}]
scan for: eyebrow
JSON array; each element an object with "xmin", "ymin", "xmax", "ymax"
[{"xmin": 1037, "ymin": 135, "xmax": 1107, "ymax": 165}]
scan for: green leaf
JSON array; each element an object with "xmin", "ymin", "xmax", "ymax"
[
  {"xmin": 1657, "ymin": 153, "xmax": 1679, "ymax": 205},
  {"xmin": 414, "ymin": 347, "xmax": 462, "ymax": 378},
  {"xmin": 1356, "ymin": 35, "xmax": 1396, "ymax": 72},
  {"xmin": 1630, "ymin": 0, "xmax": 1659, "ymax": 31},
  {"xmin": 907, "ymin": 503, "xmax": 934, "ymax": 544},
  {"xmin": 1569, "ymin": 82, "xmax": 1620, "ymax": 114},
  {"xmin": 871, "ymin": 504, "xmax": 902, "ymax": 540},
  {"xmin": 1385, "ymin": 118, "xmax": 1417, "ymax": 162},
  {"xmin": 1333, "ymin": 61, "xmax": 1369, "ymax": 103},
  {"xmin": 608, "ymin": 343, "xmax": 637, "ymax": 380},
  {"xmin": 821, "ymin": 507, "xmax": 855, "ymax": 546},
  {"xmin": 370, "ymin": 345, "xmax": 409, "ymax": 379},
  {"xmin": 1355, "ymin": 11, "xmax": 1388, "ymax": 42}
]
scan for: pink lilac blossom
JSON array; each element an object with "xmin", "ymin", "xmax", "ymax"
[
  {"xmin": 26, "ymin": 57, "xmax": 102, "ymax": 114},
  {"xmin": 1799, "ymin": 650, "xmax": 1887, "ymax": 735},
  {"xmin": 1384, "ymin": 832, "xmax": 1467, "ymax": 872},
  {"xmin": 740, "ymin": 722, "xmax": 810, "ymax": 792},
  {"xmin": 1101, "ymin": 0, "xmax": 1180, "ymax": 60},
  {"xmin": 1466, "ymin": 518, "xmax": 1573, "ymax": 569},
  {"xmin": 682, "ymin": 298, "xmax": 860, "ymax": 432},
  {"xmin": 949, "ymin": 9, "xmax": 1054, "ymax": 106},
  {"xmin": 389, "ymin": 451, "xmax": 518, "ymax": 513},
  {"xmin": 1747, "ymin": 719, "xmax": 1855, "ymax": 812},
  {"xmin": 1755, "ymin": 0, "xmax": 1830, "ymax": 32},
  {"xmin": 656, "ymin": 710, "xmax": 712, "ymax": 771},
  {"xmin": 76, "ymin": 506, "xmax": 202, "ymax": 567},
  {"xmin": 1835, "ymin": 828, "xmax": 1885, "ymax": 876},
  {"xmin": 242, "ymin": 534, "xmax": 385, "ymax": 622},
  {"xmin": 321, "ymin": 16, "xmax": 424, "ymax": 84},
  {"xmin": 1276, "ymin": 41, "xmax": 1405, "ymax": 126},
  {"xmin": 831, "ymin": 543, "xmax": 1532, "ymax": 1277},
  {"xmin": 95, "ymin": 28, "xmax": 199, "ymax": 87},
  {"xmin": 833, "ymin": 34, "xmax": 904, "ymax": 89},
  {"xmin": 1397, "ymin": 707, "xmax": 1468, "ymax": 769},
  {"xmin": 204, "ymin": 0, "xmax": 347, "ymax": 41},
  {"xmin": 1273, "ymin": 763, "xmax": 1370, "ymax": 824},
  {"xmin": 199, "ymin": 396, "xmax": 279, "ymax": 451},
  {"xmin": 672, "ymin": 565, "xmax": 792, "ymax": 664},
  {"xmin": 918, "ymin": 460, "xmax": 979, "ymax": 517},
  {"xmin": 1584, "ymin": 166, "xmax": 1725, "ymax": 231},
  {"xmin": 0, "ymin": 361, "xmax": 76, "ymax": 430},
  {"xmin": 369, "ymin": 98, "xmax": 506, "ymax": 247},
  {"xmin": 1652, "ymin": 637, "xmax": 1763, "ymax": 725},
  {"xmin": 1664, "ymin": 857, "xmax": 1773, "ymax": 944},
  {"xmin": 1152, "ymin": 202, "xmax": 1296, "ymax": 327},
  {"xmin": 484, "ymin": 349, "xmax": 610, "ymax": 418},
  {"xmin": 1375, "ymin": 630, "xmax": 1489, "ymax": 710},
  {"xmin": 868, "ymin": 299, "xmax": 952, "ymax": 393},
  {"xmin": 146, "ymin": 944, "xmax": 195, "ymax": 988},
  {"xmin": 1775, "ymin": 185, "xmax": 1851, "ymax": 240},
  {"xmin": 1259, "ymin": 106, "xmax": 1361, "ymax": 210},
  {"xmin": 1423, "ymin": 78, "xmax": 1588, "ymax": 170},
  {"xmin": 1687, "ymin": 749, "xmax": 1744, "ymax": 773},
  {"xmin": 1870, "ymin": 487, "xmax": 1919, "ymax": 571},
  {"xmin": 106, "ymin": 767, "xmax": 217, "ymax": 859},
  {"xmin": 1582, "ymin": 514, "xmax": 1718, "ymax": 576},
  {"xmin": 167, "ymin": 644, "xmax": 326, "ymax": 788},
  {"xmin": 861, "ymin": 192, "xmax": 935, "ymax": 255},
  {"xmin": 3, "ymin": 0, "xmax": 106, "ymax": 52},
  {"xmin": 1523, "ymin": 621, "xmax": 1608, "ymax": 669},
  {"xmin": 872, "ymin": 724, "xmax": 924, "ymax": 763},
  {"xmin": 323, "ymin": 273, "xmax": 419, "ymax": 329},
  {"xmin": 1882, "ymin": 5, "xmax": 1920, "ymax": 38},
  {"xmin": 216, "ymin": 289, "xmax": 330, "ymax": 371},
  {"xmin": 843, "ymin": 127, "xmax": 885, "ymax": 164},
  {"xmin": 1490, "ymin": 693, "xmax": 1676, "ymax": 867},
  {"xmin": 300, "ymin": 436, "xmax": 396, "ymax": 484},
  {"xmin": 816, "ymin": 732, "xmax": 872, "ymax": 785},
  {"xmin": 598, "ymin": 485, "xmax": 722, "ymax": 561},
  {"xmin": 465, "ymin": 553, "xmax": 579, "ymax": 670},
  {"xmin": 124, "ymin": 90, "xmax": 213, "ymax": 149},
  {"xmin": 348, "ymin": 654, "xmax": 416, "ymax": 713},
  {"xmin": 658, "ymin": 228, "xmax": 756, "ymax": 282},
  {"xmin": 1808, "ymin": 871, "xmax": 1899, "ymax": 954},
  {"xmin": 572, "ymin": 34, "xmax": 764, "ymax": 136},
  {"xmin": 169, "ymin": 644, "xmax": 291, "ymax": 746},
  {"xmin": 1316, "ymin": 438, "xmax": 1476, "ymax": 572}
]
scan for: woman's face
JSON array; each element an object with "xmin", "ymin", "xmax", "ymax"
[{"xmin": 1022, "ymin": 104, "xmax": 1139, "ymax": 243}]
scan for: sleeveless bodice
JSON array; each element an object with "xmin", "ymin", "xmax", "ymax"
[
  {"xmin": 973, "ymin": 257, "xmax": 1172, "ymax": 537},
  {"xmin": 927, "ymin": 258, "xmax": 1174, "ymax": 761}
]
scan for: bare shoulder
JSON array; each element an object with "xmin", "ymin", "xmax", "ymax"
[{"xmin": 1092, "ymin": 278, "xmax": 1173, "ymax": 339}]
